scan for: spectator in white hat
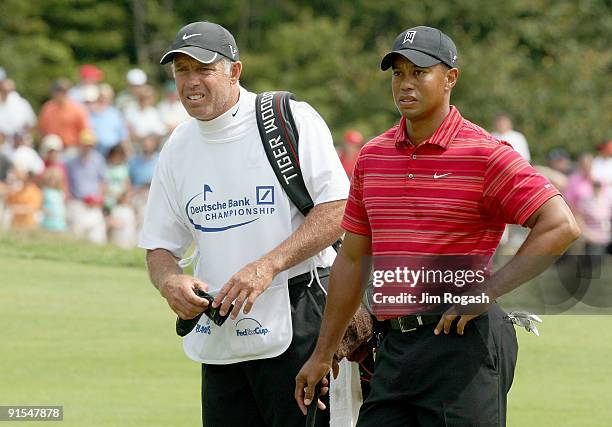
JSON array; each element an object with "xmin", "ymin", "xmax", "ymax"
[
  {"xmin": 11, "ymin": 131, "xmax": 44, "ymax": 176},
  {"xmin": 124, "ymin": 84, "xmax": 167, "ymax": 140},
  {"xmin": 69, "ymin": 64, "xmax": 105, "ymax": 105},
  {"xmin": 40, "ymin": 134, "xmax": 69, "ymax": 196},
  {"xmin": 116, "ymin": 68, "xmax": 148, "ymax": 112}
]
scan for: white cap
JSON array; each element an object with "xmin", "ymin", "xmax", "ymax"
[
  {"xmin": 82, "ymin": 84, "xmax": 100, "ymax": 103},
  {"xmin": 126, "ymin": 68, "xmax": 147, "ymax": 86},
  {"xmin": 40, "ymin": 134, "xmax": 64, "ymax": 157},
  {"xmin": 0, "ymin": 67, "xmax": 6, "ymax": 81}
]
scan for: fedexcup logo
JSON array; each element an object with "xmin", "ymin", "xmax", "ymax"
[
  {"xmin": 195, "ymin": 319, "xmax": 212, "ymax": 335},
  {"xmin": 235, "ymin": 318, "xmax": 271, "ymax": 337}
]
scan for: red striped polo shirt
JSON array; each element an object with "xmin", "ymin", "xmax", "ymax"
[{"xmin": 342, "ymin": 106, "xmax": 560, "ymax": 257}]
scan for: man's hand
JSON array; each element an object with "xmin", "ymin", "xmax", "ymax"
[
  {"xmin": 212, "ymin": 259, "xmax": 276, "ymax": 319},
  {"xmin": 160, "ymin": 274, "xmax": 210, "ymax": 320},
  {"xmin": 209, "ymin": 200, "xmax": 345, "ymax": 319},
  {"xmin": 295, "ymin": 354, "xmax": 334, "ymax": 415},
  {"xmin": 434, "ymin": 289, "xmax": 494, "ymax": 336},
  {"xmin": 433, "ymin": 196, "xmax": 580, "ymax": 337}
]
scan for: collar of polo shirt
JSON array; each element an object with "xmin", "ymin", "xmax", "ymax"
[{"xmin": 395, "ymin": 106, "xmax": 463, "ymax": 150}]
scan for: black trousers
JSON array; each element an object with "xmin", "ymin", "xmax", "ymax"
[
  {"xmin": 201, "ymin": 271, "xmax": 330, "ymax": 427},
  {"xmin": 357, "ymin": 304, "xmax": 518, "ymax": 427}
]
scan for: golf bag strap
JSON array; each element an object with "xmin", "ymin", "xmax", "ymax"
[
  {"xmin": 255, "ymin": 91, "xmax": 343, "ymax": 253},
  {"xmin": 256, "ymin": 91, "xmax": 314, "ymax": 217}
]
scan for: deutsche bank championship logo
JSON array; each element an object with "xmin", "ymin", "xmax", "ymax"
[
  {"xmin": 403, "ymin": 30, "xmax": 416, "ymax": 44},
  {"xmin": 256, "ymin": 186, "xmax": 274, "ymax": 205},
  {"xmin": 185, "ymin": 183, "xmax": 277, "ymax": 233},
  {"xmin": 235, "ymin": 317, "xmax": 271, "ymax": 337}
]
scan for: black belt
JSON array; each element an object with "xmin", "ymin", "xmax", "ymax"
[
  {"xmin": 288, "ymin": 267, "xmax": 330, "ymax": 285},
  {"xmin": 388, "ymin": 314, "xmax": 439, "ymax": 333}
]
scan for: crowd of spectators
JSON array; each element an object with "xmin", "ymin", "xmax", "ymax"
[
  {"xmin": 0, "ymin": 64, "xmax": 188, "ymax": 248},
  {"xmin": 493, "ymin": 115, "xmax": 612, "ymax": 256},
  {"xmin": 558, "ymin": 145, "xmax": 612, "ymax": 255},
  {"xmin": 0, "ymin": 64, "xmax": 609, "ymax": 255}
]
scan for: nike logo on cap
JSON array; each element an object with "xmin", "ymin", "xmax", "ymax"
[
  {"xmin": 433, "ymin": 172, "xmax": 452, "ymax": 179},
  {"xmin": 182, "ymin": 33, "xmax": 201, "ymax": 40}
]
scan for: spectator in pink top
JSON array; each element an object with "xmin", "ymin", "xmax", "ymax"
[
  {"xmin": 575, "ymin": 180, "xmax": 611, "ymax": 255},
  {"xmin": 564, "ymin": 153, "xmax": 594, "ymax": 210}
]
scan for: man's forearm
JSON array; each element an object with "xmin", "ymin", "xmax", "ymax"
[
  {"xmin": 488, "ymin": 197, "xmax": 580, "ymax": 300},
  {"xmin": 312, "ymin": 250, "xmax": 365, "ymax": 361},
  {"xmin": 264, "ymin": 199, "xmax": 345, "ymax": 275},
  {"xmin": 146, "ymin": 248, "xmax": 183, "ymax": 292}
]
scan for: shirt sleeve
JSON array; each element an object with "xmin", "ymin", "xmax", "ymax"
[
  {"xmin": 483, "ymin": 144, "xmax": 560, "ymax": 225},
  {"xmin": 292, "ymin": 101, "xmax": 349, "ymax": 205},
  {"xmin": 138, "ymin": 145, "xmax": 193, "ymax": 258},
  {"xmin": 341, "ymin": 155, "xmax": 371, "ymax": 235}
]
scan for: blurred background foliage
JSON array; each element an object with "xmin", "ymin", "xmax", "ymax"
[{"xmin": 0, "ymin": 0, "xmax": 610, "ymax": 159}]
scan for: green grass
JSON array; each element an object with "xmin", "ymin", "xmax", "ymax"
[
  {"xmin": 0, "ymin": 230, "xmax": 146, "ymax": 269},
  {"xmin": 508, "ymin": 316, "xmax": 612, "ymax": 427},
  {"xmin": 0, "ymin": 232, "xmax": 610, "ymax": 426},
  {"xmin": 1, "ymin": 233, "xmax": 200, "ymax": 427}
]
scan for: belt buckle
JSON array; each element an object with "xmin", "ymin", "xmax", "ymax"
[{"xmin": 398, "ymin": 315, "xmax": 423, "ymax": 333}]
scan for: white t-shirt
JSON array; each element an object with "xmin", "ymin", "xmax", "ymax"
[
  {"xmin": 11, "ymin": 145, "xmax": 44, "ymax": 175},
  {"xmin": 592, "ymin": 156, "xmax": 612, "ymax": 185},
  {"xmin": 124, "ymin": 105, "xmax": 168, "ymax": 139},
  {"xmin": 157, "ymin": 99, "xmax": 190, "ymax": 129},
  {"xmin": 0, "ymin": 92, "xmax": 36, "ymax": 136},
  {"xmin": 492, "ymin": 129, "xmax": 531, "ymax": 162},
  {"xmin": 139, "ymin": 87, "xmax": 349, "ymax": 280}
]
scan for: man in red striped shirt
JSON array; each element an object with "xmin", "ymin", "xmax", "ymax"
[{"xmin": 296, "ymin": 26, "xmax": 580, "ymax": 426}]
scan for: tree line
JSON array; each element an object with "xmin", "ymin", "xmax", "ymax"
[{"xmin": 1, "ymin": 0, "xmax": 610, "ymax": 160}]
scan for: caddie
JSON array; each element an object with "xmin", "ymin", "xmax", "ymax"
[{"xmin": 139, "ymin": 21, "xmax": 349, "ymax": 427}]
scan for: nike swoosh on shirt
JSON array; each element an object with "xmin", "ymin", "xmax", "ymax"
[
  {"xmin": 433, "ymin": 172, "xmax": 452, "ymax": 179},
  {"xmin": 182, "ymin": 33, "xmax": 201, "ymax": 40},
  {"xmin": 231, "ymin": 106, "xmax": 239, "ymax": 117}
]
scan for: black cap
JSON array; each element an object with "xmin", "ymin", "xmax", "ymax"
[
  {"xmin": 160, "ymin": 21, "xmax": 239, "ymax": 65},
  {"xmin": 51, "ymin": 78, "xmax": 72, "ymax": 92},
  {"xmin": 546, "ymin": 148, "xmax": 571, "ymax": 162},
  {"xmin": 381, "ymin": 26, "xmax": 458, "ymax": 70}
]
